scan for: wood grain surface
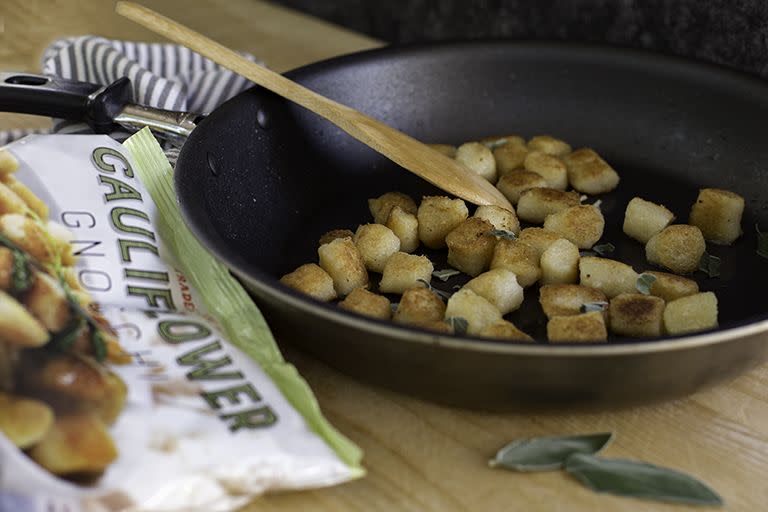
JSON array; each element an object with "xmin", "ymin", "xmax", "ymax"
[{"xmin": 0, "ymin": 1, "xmax": 766, "ymax": 511}]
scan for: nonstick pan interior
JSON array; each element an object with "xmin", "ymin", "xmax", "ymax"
[{"xmin": 175, "ymin": 42, "xmax": 768, "ymax": 407}]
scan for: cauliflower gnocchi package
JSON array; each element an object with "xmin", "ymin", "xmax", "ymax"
[{"xmin": 0, "ymin": 129, "xmax": 363, "ymax": 512}]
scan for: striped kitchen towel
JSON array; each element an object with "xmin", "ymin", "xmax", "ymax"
[{"xmin": 0, "ymin": 35, "xmax": 258, "ymax": 146}]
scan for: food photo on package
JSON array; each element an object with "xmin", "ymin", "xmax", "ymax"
[{"xmin": 0, "ymin": 131, "xmax": 363, "ymax": 512}]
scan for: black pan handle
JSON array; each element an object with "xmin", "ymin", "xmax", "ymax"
[{"xmin": 0, "ymin": 73, "xmax": 132, "ymax": 133}]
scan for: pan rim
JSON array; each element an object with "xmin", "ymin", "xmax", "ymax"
[{"xmin": 177, "ymin": 40, "xmax": 768, "ymax": 356}]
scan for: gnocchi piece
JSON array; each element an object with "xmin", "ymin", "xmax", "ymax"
[
  {"xmin": 463, "ymin": 268, "xmax": 524, "ymax": 314},
  {"xmin": 417, "ymin": 196, "xmax": 469, "ymax": 249},
  {"xmin": 0, "ymin": 290, "xmax": 49, "ymax": 347},
  {"xmin": 645, "ymin": 271, "xmax": 699, "ymax": 302},
  {"xmin": 539, "ymin": 284, "xmax": 607, "ymax": 319},
  {"xmin": 524, "ymin": 151, "xmax": 568, "ymax": 190},
  {"xmin": 623, "ymin": 197, "xmax": 675, "ymax": 244},
  {"xmin": 0, "ymin": 150, "xmax": 18, "ymax": 176},
  {"xmin": 489, "ymin": 239, "xmax": 541, "ymax": 287},
  {"xmin": 427, "ymin": 143, "xmax": 457, "ymax": 158},
  {"xmin": 455, "ymin": 142, "xmax": 497, "ymax": 183},
  {"xmin": 444, "ymin": 288, "xmax": 502, "ymax": 335},
  {"xmin": 473, "ymin": 205, "xmax": 520, "ymax": 235},
  {"xmin": 689, "ymin": 188, "xmax": 745, "ymax": 245},
  {"xmin": 445, "ymin": 217, "xmax": 496, "ymax": 276},
  {"xmin": 385, "ymin": 206, "xmax": 420, "ymax": 253},
  {"xmin": 378, "ymin": 252, "xmax": 434, "ymax": 294},
  {"xmin": 517, "ymin": 227, "xmax": 563, "ymax": 259},
  {"xmin": 420, "ymin": 320, "xmax": 453, "ymax": 333},
  {"xmin": 609, "ymin": 293, "xmax": 665, "ymax": 338},
  {"xmin": 368, "ymin": 192, "xmax": 418, "ymax": 224},
  {"xmin": 492, "ymin": 143, "xmax": 529, "ymax": 176},
  {"xmin": 24, "ymin": 271, "xmax": 71, "ymax": 333},
  {"xmin": 0, "ymin": 246, "xmax": 12, "ymax": 291},
  {"xmin": 579, "ymin": 256, "xmax": 639, "ymax": 298},
  {"xmin": 318, "ymin": 229, "xmax": 354, "ymax": 247},
  {"xmin": 478, "ymin": 320, "xmax": 534, "ymax": 342},
  {"xmin": 527, "ymin": 135, "xmax": 572, "ymax": 157},
  {"xmin": 496, "ymin": 170, "xmax": 547, "ymax": 205},
  {"xmin": 317, "ymin": 237, "xmax": 369, "ymax": 296},
  {"xmin": 540, "ymin": 238, "xmax": 580, "ymax": 285},
  {"xmin": 517, "ymin": 188, "xmax": 581, "ymax": 224},
  {"xmin": 0, "ymin": 393, "xmax": 54, "ymax": 449},
  {"xmin": 663, "ymin": 292, "xmax": 718, "ymax": 335},
  {"xmin": 280, "ymin": 263, "xmax": 337, "ymax": 301},
  {"xmin": 1, "ymin": 175, "xmax": 48, "ymax": 219},
  {"xmin": 29, "ymin": 414, "xmax": 118, "ymax": 475},
  {"xmin": 339, "ymin": 288, "xmax": 392, "ymax": 320},
  {"xmin": 353, "ymin": 224, "xmax": 401, "ymax": 273},
  {"xmin": 543, "ymin": 204, "xmax": 605, "ymax": 249},
  {"xmin": 0, "ymin": 213, "xmax": 54, "ymax": 264},
  {"xmin": 563, "ymin": 148, "xmax": 620, "ymax": 194},
  {"xmin": 0, "ymin": 181, "xmax": 27, "ymax": 215},
  {"xmin": 547, "ymin": 311, "xmax": 608, "ymax": 342},
  {"xmin": 394, "ymin": 287, "xmax": 446, "ymax": 326},
  {"xmin": 645, "ymin": 224, "xmax": 705, "ymax": 274}
]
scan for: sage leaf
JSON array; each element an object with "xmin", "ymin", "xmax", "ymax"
[
  {"xmin": 10, "ymin": 249, "xmax": 32, "ymax": 296},
  {"xmin": 390, "ymin": 302, "xmax": 399, "ymax": 313},
  {"xmin": 489, "ymin": 229, "xmax": 517, "ymax": 241},
  {"xmin": 489, "ymin": 432, "xmax": 613, "ymax": 472},
  {"xmin": 636, "ymin": 273, "xmax": 657, "ymax": 295},
  {"xmin": 446, "ymin": 316, "xmax": 468, "ymax": 335},
  {"xmin": 592, "ymin": 243, "xmax": 615, "ymax": 256},
  {"xmin": 432, "ymin": 268, "xmax": 461, "ymax": 282},
  {"xmin": 757, "ymin": 224, "xmax": 768, "ymax": 260},
  {"xmin": 580, "ymin": 301, "xmax": 609, "ymax": 314},
  {"xmin": 417, "ymin": 278, "xmax": 452, "ymax": 300},
  {"xmin": 565, "ymin": 453, "xmax": 723, "ymax": 507},
  {"xmin": 698, "ymin": 252, "xmax": 721, "ymax": 278}
]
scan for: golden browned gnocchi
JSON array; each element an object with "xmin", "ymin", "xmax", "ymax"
[
  {"xmin": 492, "ymin": 143, "xmax": 529, "ymax": 176},
  {"xmin": 539, "ymin": 284, "xmax": 607, "ymax": 319},
  {"xmin": 417, "ymin": 196, "xmax": 469, "ymax": 249},
  {"xmin": 489, "ymin": 239, "xmax": 542, "ymax": 287},
  {"xmin": 645, "ymin": 271, "xmax": 699, "ymax": 302},
  {"xmin": 339, "ymin": 288, "xmax": 392, "ymax": 319},
  {"xmin": 318, "ymin": 228, "xmax": 355, "ymax": 246},
  {"xmin": 378, "ymin": 252, "xmax": 434, "ymax": 294},
  {"xmin": 394, "ymin": 287, "xmax": 446, "ymax": 326},
  {"xmin": 463, "ymin": 268, "xmax": 524, "ymax": 314},
  {"xmin": 563, "ymin": 148, "xmax": 620, "ymax": 194},
  {"xmin": 369, "ymin": 191, "xmax": 418, "ymax": 225},
  {"xmin": 645, "ymin": 224, "xmax": 705, "ymax": 274},
  {"xmin": 540, "ymin": 238, "xmax": 580, "ymax": 285},
  {"xmin": 547, "ymin": 311, "xmax": 608, "ymax": 342},
  {"xmin": 523, "ymin": 151, "xmax": 568, "ymax": 190},
  {"xmin": 445, "ymin": 217, "xmax": 496, "ymax": 276},
  {"xmin": 455, "ymin": 142, "xmax": 497, "ymax": 183},
  {"xmin": 353, "ymin": 223, "xmax": 401, "ymax": 273},
  {"xmin": 478, "ymin": 320, "xmax": 533, "ymax": 341},
  {"xmin": 527, "ymin": 135, "xmax": 572, "ymax": 157},
  {"xmin": 385, "ymin": 206, "xmax": 420, "ymax": 253},
  {"xmin": 444, "ymin": 288, "xmax": 502, "ymax": 335},
  {"xmin": 543, "ymin": 204, "xmax": 605, "ymax": 249},
  {"xmin": 623, "ymin": 197, "xmax": 675, "ymax": 244},
  {"xmin": 663, "ymin": 292, "xmax": 718, "ymax": 335},
  {"xmin": 517, "ymin": 227, "xmax": 563, "ymax": 258},
  {"xmin": 473, "ymin": 205, "xmax": 520, "ymax": 234},
  {"xmin": 579, "ymin": 256, "xmax": 639, "ymax": 298},
  {"xmin": 688, "ymin": 188, "xmax": 745, "ymax": 245},
  {"xmin": 318, "ymin": 237, "xmax": 369, "ymax": 296},
  {"xmin": 516, "ymin": 188, "xmax": 581, "ymax": 224},
  {"xmin": 609, "ymin": 293, "xmax": 665, "ymax": 338},
  {"xmin": 496, "ymin": 170, "xmax": 547, "ymax": 205}
]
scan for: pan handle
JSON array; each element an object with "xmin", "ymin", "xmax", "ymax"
[{"xmin": 0, "ymin": 73, "xmax": 132, "ymax": 133}]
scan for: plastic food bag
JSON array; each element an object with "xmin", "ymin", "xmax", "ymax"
[{"xmin": 0, "ymin": 130, "xmax": 363, "ymax": 512}]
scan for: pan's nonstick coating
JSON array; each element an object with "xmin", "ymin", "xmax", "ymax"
[{"xmin": 176, "ymin": 42, "xmax": 768, "ymax": 407}]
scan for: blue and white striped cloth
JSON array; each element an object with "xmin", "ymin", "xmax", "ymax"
[{"xmin": 0, "ymin": 35, "xmax": 258, "ymax": 145}]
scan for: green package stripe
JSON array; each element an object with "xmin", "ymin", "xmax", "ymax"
[{"xmin": 124, "ymin": 128, "xmax": 364, "ymax": 474}]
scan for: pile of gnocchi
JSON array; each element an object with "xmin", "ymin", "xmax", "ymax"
[{"xmin": 281, "ymin": 135, "xmax": 745, "ymax": 342}]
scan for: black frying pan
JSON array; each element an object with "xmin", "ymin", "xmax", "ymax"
[{"xmin": 2, "ymin": 42, "xmax": 768, "ymax": 409}]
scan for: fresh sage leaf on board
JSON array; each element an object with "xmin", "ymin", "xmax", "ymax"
[
  {"xmin": 489, "ymin": 432, "xmax": 613, "ymax": 472},
  {"xmin": 446, "ymin": 316, "xmax": 469, "ymax": 335},
  {"xmin": 417, "ymin": 278, "xmax": 452, "ymax": 300},
  {"xmin": 565, "ymin": 453, "xmax": 723, "ymax": 507},
  {"xmin": 580, "ymin": 301, "xmax": 609, "ymax": 314},
  {"xmin": 757, "ymin": 224, "xmax": 768, "ymax": 260},
  {"xmin": 592, "ymin": 243, "xmax": 615, "ymax": 256},
  {"xmin": 432, "ymin": 268, "xmax": 462, "ymax": 282},
  {"xmin": 484, "ymin": 138, "xmax": 509, "ymax": 149},
  {"xmin": 489, "ymin": 229, "xmax": 517, "ymax": 241},
  {"xmin": 698, "ymin": 252, "xmax": 721, "ymax": 278},
  {"xmin": 635, "ymin": 273, "xmax": 657, "ymax": 295}
]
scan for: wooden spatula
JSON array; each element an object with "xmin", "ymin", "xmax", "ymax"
[{"xmin": 116, "ymin": 1, "xmax": 513, "ymax": 209}]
